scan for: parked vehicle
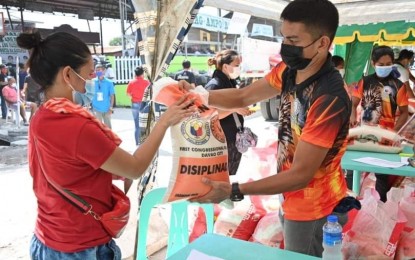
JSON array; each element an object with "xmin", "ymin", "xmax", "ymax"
[{"xmin": 238, "ymin": 37, "xmax": 281, "ymax": 121}]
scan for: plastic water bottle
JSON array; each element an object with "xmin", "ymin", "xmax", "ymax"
[{"xmin": 322, "ymin": 215, "xmax": 343, "ymax": 260}]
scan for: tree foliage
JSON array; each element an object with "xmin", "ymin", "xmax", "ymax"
[{"xmin": 109, "ymin": 37, "xmax": 122, "ymax": 46}]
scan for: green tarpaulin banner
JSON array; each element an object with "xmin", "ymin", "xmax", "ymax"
[{"xmin": 334, "ymin": 20, "xmax": 415, "ymax": 84}]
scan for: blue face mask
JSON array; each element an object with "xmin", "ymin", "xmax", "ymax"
[
  {"xmin": 96, "ymin": 71, "xmax": 104, "ymax": 77},
  {"xmin": 375, "ymin": 65, "xmax": 393, "ymax": 78}
]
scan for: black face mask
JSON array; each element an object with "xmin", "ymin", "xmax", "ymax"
[{"xmin": 280, "ymin": 38, "xmax": 320, "ymax": 70}]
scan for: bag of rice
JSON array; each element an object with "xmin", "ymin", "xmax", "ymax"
[
  {"xmin": 153, "ymin": 78, "xmax": 230, "ymax": 203},
  {"xmin": 347, "ymin": 125, "xmax": 403, "ymax": 153}
]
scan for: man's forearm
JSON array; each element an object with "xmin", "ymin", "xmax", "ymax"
[
  {"xmin": 110, "ymin": 95, "xmax": 114, "ymax": 108},
  {"xmin": 394, "ymin": 112, "xmax": 408, "ymax": 131}
]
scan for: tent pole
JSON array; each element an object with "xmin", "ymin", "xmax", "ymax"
[
  {"xmin": 6, "ymin": 6, "xmax": 14, "ymax": 30},
  {"xmin": 19, "ymin": 7, "xmax": 24, "ymax": 32},
  {"xmin": 119, "ymin": 0, "xmax": 126, "ymax": 55},
  {"xmin": 87, "ymin": 20, "xmax": 97, "ymax": 54},
  {"xmin": 99, "ymin": 4, "xmax": 104, "ymax": 55}
]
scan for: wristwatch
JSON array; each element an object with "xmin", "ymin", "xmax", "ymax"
[{"xmin": 230, "ymin": 182, "xmax": 244, "ymax": 201}]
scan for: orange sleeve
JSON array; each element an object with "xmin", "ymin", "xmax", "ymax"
[
  {"xmin": 397, "ymin": 83, "xmax": 409, "ymax": 107},
  {"xmin": 351, "ymin": 79, "xmax": 364, "ymax": 99},
  {"xmin": 301, "ymin": 95, "xmax": 348, "ymax": 148},
  {"xmin": 265, "ymin": 62, "xmax": 286, "ymax": 92}
]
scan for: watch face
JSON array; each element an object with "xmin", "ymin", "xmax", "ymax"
[
  {"xmin": 230, "ymin": 194, "xmax": 244, "ymax": 202},
  {"xmin": 230, "ymin": 183, "xmax": 244, "ymax": 201}
]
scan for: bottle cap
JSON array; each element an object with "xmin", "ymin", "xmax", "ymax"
[{"xmin": 327, "ymin": 215, "xmax": 338, "ymax": 223}]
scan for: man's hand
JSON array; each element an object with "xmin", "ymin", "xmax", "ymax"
[
  {"xmin": 234, "ymin": 107, "xmax": 252, "ymax": 116},
  {"xmin": 107, "ymin": 107, "xmax": 114, "ymax": 115},
  {"xmin": 350, "ymin": 112, "xmax": 358, "ymax": 128},
  {"xmin": 189, "ymin": 177, "xmax": 232, "ymax": 204}
]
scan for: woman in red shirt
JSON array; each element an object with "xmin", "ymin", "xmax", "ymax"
[{"xmin": 17, "ymin": 31, "xmax": 195, "ymax": 259}]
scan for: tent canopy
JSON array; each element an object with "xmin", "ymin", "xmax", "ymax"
[
  {"xmin": 204, "ymin": 0, "xmax": 415, "ymax": 25},
  {"xmin": 334, "ymin": 20, "xmax": 415, "ymax": 84},
  {"xmin": 335, "ymin": 21, "xmax": 415, "ymax": 45}
]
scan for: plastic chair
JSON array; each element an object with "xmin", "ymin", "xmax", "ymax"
[
  {"xmin": 5, "ymin": 102, "xmax": 20, "ymax": 125},
  {"xmin": 136, "ymin": 187, "xmax": 214, "ymax": 260}
]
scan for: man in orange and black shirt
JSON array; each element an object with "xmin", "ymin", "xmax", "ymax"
[{"xmin": 190, "ymin": 0, "xmax": 352, "ymax": 257}]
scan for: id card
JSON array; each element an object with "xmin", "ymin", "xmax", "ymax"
[{"xmin": 97, "ymin": 92, "xmax": 104, "ymax": 101}]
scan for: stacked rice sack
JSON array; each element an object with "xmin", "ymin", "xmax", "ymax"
[{"xmin": 347, "ymin": 125, "xmax": 403, "ymax": 153}]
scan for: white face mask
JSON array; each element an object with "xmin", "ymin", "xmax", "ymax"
[
  {"xmin": 338, "ymin": 69, "xmax": 345, "ymax": 78},
  {"xmin": 11, "ymin": 83, "xmax": 17, "ymax": 88},
  {"xmin": 375, "ymin": 65, "xmax": 393, "ymax": 78},
  {"xmin": 229, "ymin": 66, "xmax": 241, "ymax": 79},
  {"xmin": 70, "ymin": 68, "xmax": 87, "ymax": 94}
]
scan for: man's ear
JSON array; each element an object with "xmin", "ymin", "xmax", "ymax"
[{"xmin": 319, "ymin": 36, "xmax": 331, "ymax": 50}]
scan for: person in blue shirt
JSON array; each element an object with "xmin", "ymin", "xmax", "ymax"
[
  {"xmin": 74, "ymin": 79, "xmax": 95, "ymax": 109},
  {"xmin": 92, "ymin": 64, "xmax": 115, "ymax": 129}
]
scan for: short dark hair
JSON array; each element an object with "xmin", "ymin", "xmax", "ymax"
[
  {"xmin": 0, "ymin": 64, "xmax": 6, "ymax": 69},
  {"xmin": 397, "ymin": 49, "xmax": 414, "ymax": 61},
  {"xmin": 280, "ymin": 0, "xmax": 339, "ymax": 43},
  {"xmin": 182, "ymin": 60, "xmax": 191, "ymax": 69},
  {"xmin": 371, "ymin": 46, "xmax": 394, "ymax": 63},
  {"xmin": 17, "ymin": 31, "xmax": 91, "ymax": 91},
  {"xmin": 331, "ymin": 55, "xmax": 344, "ymax": 67},
  {"xmin": 134, "ymin": 66, "xmax": 144, "ymax": 77}
]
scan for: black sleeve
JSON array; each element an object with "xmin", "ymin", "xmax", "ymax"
[
  {"xmin": 0, "ymin": 75, "xmax": 7, "ymax": 86},
  {"xmin": 188, "ymin": 72, "xmax": 196, "ymax": 84}
]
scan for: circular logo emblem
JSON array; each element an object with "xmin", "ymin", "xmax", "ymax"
[
  {"xmin": 181, "ymin": 118, "xmax": 210, "ymax": 145},
  {"xmin": 210, "ymin": 115, "xmax": 226, "ymax": 143}
]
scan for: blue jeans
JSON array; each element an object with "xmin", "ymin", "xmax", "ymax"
[
  {"xmin": 30, "ymin": 235, "xmax": 121, "ymax": 260},
  {"xmin": 0, "ymin": 93, "xmax": 7, "ymax": 119},
  {"xmin": 132, "ymin": 102, "xmax": 141, "ymax": 145}
]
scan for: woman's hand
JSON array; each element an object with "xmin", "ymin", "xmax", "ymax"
[
  {"xmin": 235, "ymin": 107, "xmax": 252, "ymax": 116},
  {"xmin": 178, "ymin": 80, "xmax": 193, "ymax": 91},
  {"xmin": 159, "ymin": 94, "xmax": 197, "ymax": 127}
]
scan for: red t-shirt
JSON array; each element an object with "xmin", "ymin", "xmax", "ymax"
[
  {"xmin": 126, "ymin": 76, "xmax": 149, "ymax": 103},
  {"xmin": 2, "ymin": 85, "xmax": 18, "ymax": 103},
  {"xmin": 29, "ymin": 106, "xmax": 118, "ymax": 252}
]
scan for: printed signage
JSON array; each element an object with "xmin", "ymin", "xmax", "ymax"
[
  {"xmin": 251, "ymin": 23, "xmax": 274, "ymax": 38},
  {"xmin": 0, "ymin": 30, "xmax": 29, "ymax": 64},
  {"xmin": 193, "ymin": 13, "xmax": 230, "ymax": 33}
]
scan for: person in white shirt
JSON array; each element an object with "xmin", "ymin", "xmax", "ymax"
[
  {"xmin": 394, "ymin": 49, "xmax": 414, "ymax": 99},
  {"xmin": 105, "ymin": 64, "xmax": 115, "ymax": 80}
]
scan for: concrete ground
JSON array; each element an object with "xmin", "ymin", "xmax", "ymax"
[{"xmin": 0, "ymin": 106, "xmax": 276, "ymax": 260}]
